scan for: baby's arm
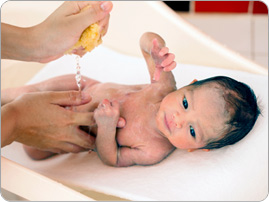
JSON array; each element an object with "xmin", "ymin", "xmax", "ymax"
[
  {"xmin": 94, "ymin": 100, "xmax": 169, "ymax": 167},
  {"xmin": 94, "ymin": 99, "xmax": 120, "ymax": 166},
  {"xmin": 140, "ymin": 32, "xmax": 176, "ymax": 86}
]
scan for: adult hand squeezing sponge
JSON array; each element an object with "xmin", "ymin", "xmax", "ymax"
[{"xmin": 65, "ymin": 5, "xmax": 103, "ymax": 55}]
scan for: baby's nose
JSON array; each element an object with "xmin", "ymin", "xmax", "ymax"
[{"xmin": 172, "ymin": 112, "xmax": 185, "ymax": 129}]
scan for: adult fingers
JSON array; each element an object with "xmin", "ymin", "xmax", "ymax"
[
  {"xmin": 58, "ymin": 142, "xmax": 88, "ymax": 153},
  {"xmin": 46, "ymin": 126, "xmax": 95, "ymax": 151},
  {"xmin": 71, "ymin": 1, "xmax": 113, "ymax": 31},
  {"xmin": 70, "ymin": 127, "xmax": 96, "ymax": 149},
  {"xmin": 69, "ymin": 111, "xmax": 96, "ymax": 126},
  {"xmin": 74, "ymin": 101, "xmax": 98, "ymax": 113},
  {"xmin": 49, "ymin": 91, "xmax": 92, "ymax": 106},
  {"xmin": 58, "ymin": 124, "xmax": 96, "ymax": 150},
  {"xmin": 98, "ymin": 14, "xmax": 110, "ymax": 36},
  {"xmin": 72, "ymin": 46, "xmax": 86, "ymax": 57},
  {"xmin": 57, "ymin": 1, "xmax": 97, "ymax": 16}
]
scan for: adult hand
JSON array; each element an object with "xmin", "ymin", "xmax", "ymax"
[
  {"xmin": 33, "ymin": 74, "xmax": 127, "ymax": 128},
  {"xmin": 1, "ymin": 90, "xmax": 96, "ymax": 153},
  {"xmin": 1, "ymin": 1, "xmax": 112, "ymax": 62},
  {"xmin": 34, "ymin": 1, "xmax": 113, "ymax": 62}
]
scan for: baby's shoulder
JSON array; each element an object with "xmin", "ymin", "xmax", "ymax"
[{"xmin": 143, "ymin": 82, "xmax": 176, "ymax": 100}]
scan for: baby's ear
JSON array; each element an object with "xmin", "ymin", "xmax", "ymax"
[{"xmin": 190, "ymin": 79, "xmax": 198, "ymax": 84}]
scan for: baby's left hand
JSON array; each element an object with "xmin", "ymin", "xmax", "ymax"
[
  {"xmin": 94, "ymin": 99, "xmax": 126, "ymax": 129},
  {"xmin": 150, "ymin": 38, "xmax": 176, "ymax": 81}
]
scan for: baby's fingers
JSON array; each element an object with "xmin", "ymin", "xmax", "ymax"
[
  {"xmin": 163, "ymin": 61, "xmax": 177, "ymax": 72},
  {"xmin": 159, "ymin": 47, "xmax": 169, "ymax": 57},
  {"xmin": 117, "ymin": 117, "xmax": 126, "ymax": 128},
  {"xmin": 97, "ymin": 99, "xmax": 111, "ymax": 109},
  {"xmin": 70, "ymin": 111, "xmax": 96, "ymax": 126},
  {"xmin": 161, "ymin": 53, "xmax": 175, "ymax": 67}
]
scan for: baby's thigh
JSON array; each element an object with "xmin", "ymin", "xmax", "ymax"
[{"xmin": 23, "ymin": 145, "xmax": 56, "ymax": 160}]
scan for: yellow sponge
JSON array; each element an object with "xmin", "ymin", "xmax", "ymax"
[{"xmin": 65, "ymin": 6, "xmax": 102, "ymax": 54}]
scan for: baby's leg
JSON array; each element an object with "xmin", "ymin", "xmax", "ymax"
[{"xmin": 23, "ymin": 145, "xmax": 56, "ymax": 160}]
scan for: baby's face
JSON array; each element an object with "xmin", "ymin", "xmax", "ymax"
[{"xmin": 156, "ymin": 84, "xmax": 228, "ymax": 150}]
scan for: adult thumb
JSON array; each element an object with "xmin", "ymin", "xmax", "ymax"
[{"xmin": 50, "ymin": 91, "xmax": 92, "ymax": 106}]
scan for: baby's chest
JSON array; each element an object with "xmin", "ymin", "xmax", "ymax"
[
  {"xmin": 116, "ymin": 101, "xmax": 158, "ymax": 147},
  {"xmin": 116, "ymin": 109, "xmax": 175, "ymax": 164}
]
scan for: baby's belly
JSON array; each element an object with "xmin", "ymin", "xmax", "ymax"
[
  {"xmin": 116, "ymin": 115, "xmax": 154, "ymax": 148},
  {"xmin": 84, "ymin": 82, "xmax": 156, "ymax": 147},
  {"xmin": 116, "ymin": 128, "xmax": 143, "ymax": 148}
]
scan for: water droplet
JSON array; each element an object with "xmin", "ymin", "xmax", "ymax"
[
  {"xmin": 76, "ymin": 74, "xmax": 81, "ymax": 81},
  {"xmin": 75, "ymin": 56, "xmax": 82, "ymax": 92}
]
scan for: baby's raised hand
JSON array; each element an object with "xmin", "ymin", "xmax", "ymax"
[
  {"xmin": 94, "ymin": 99, "xmax": 125, "ymax": 129},
  {"xmin": 150, "ymin": 38, "xmax": 176, "ymax": 81}
]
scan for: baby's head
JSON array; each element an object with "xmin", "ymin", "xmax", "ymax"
[
  {"xmin": 190, "ymin": 76, "xmax": 260, "ymax": 150},
  {"xmin": 156, "ymin": 76, "xmax": 260, "ymax": 151}
]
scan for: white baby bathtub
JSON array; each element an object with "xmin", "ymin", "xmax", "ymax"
[{"xmin": 1, "ymin": 1, "xmax": 268, "ymax": 201}]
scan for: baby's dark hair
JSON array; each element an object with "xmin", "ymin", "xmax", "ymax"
[{"xmin": 190, "ymin": 76, "xmax": 261, "ymax": 150}]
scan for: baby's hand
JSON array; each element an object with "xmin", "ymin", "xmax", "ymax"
[
  {"xmin": 150, "ymin": 38, "xmax": 176, "ymax": 81},
  {"xmin": 94, "ymin": 99, "xmax": 125, "ymax": 129}
]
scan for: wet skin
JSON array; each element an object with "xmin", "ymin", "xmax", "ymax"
[
  {"xmin": 23, "ymin": 33, "xmax": 227, "ymax": 166},
  {"xmin": 77, "ymin": 78, "xmax": 226, "ymax": 166},
  {"xmin": 77, "ymin": 80, "xmax": 176, "ymax": 166},
  {"xmin": 24, "ymin": 78, "xmax": 227, "ymax": 166}
]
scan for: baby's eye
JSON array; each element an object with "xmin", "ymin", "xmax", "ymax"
[
  {"xmin": 190, "ymin": 126, "xmax": 196, "ymax": 138},
  {"xmin": 182, "ymin": 97, "xmax": 188, "ymax": 109}
]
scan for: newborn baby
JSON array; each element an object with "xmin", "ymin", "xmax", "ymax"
[{"xmin": 24, "ymin": 32, "xmax": 260, "ymax": 167}]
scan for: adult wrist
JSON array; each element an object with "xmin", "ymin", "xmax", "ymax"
[
  {"xmin": 1, "ymin": 23, "xmax": 37, "ymax": 62},
  {"xmin": 26, "ymin": 23, "xmax": 52, "ymax": 63}
]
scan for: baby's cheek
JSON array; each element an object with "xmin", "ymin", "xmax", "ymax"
[{"xmin": 170, "ymin": 135, "xmax": 190, "ymax": 149}]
